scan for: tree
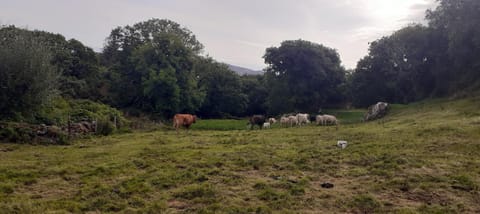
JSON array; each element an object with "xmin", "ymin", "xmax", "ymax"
[
  {"xmin": 57, "ymin": 39, "xmax": 102, "ymax": 99},
  {"xmin": 194, "ymin": 57, "xmax": 247, "ymax": 118},
  {"xmin": 0, "ymin": 27, "xmax": 59, "ymax": 120},
  {"xmin": 350, "ymin": 25, "xmax": 436, "ymax": 106},
  {"xmin": 102, "ymin": 19, "xmax": 205, "ymax": 118},
  {"xmin": 240, "ymin": 75, "xmax": 268, "ymax": 116},
  {"xmin": 129, "ymin": 33, "xmax": 204, "ymax": 117},
  {"xmin": 103, "ymin": 18, "xmax": 203, "ymax": 66},
  {"xmin": 0, "ymin": 26, "xmax": 103, "ymax": 100},
  {"xmin": 263, "ymin": 40, "xmax": 346, "ymax": 115},
  {"xmin": 426, "ymin": 0, "xmax": 480, "ymax": 91}
]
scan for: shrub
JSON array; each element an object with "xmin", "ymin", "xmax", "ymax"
[
  {"xmin": 96, "ymin": 120, "xmax": 115, "ymax": 136},
  {"xmin": 349, "ymin": 194, "xmax": 381, "ymax": 213},
  {"xmin": 173, "ymin": 184, "xmax": 216, "ymax": 200}
]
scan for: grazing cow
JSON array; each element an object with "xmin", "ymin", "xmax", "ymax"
[
  {"xmin": 316, "ymin": 115, "xmax": 326, "ymax": 126},
  {"xmin": 323, "ymin": 114, "xmax": 338, "ymax": 125},
  {"xmin": 173, "ymin": 114, "xmax": 197, "ymax": 134},
  {"xmin": 263, "ymin": 122, "xmax": 271, "ymax": 129},
  {"xmin": 323, "ymin": 114, "xmax": 339, "ymax": 130},
  {"xmin": 268, "ymin": 117, "xmax": 277, "ymax": 124},
  {"xmin": 248, "ymin": 115, "xmax": 266, "ymax": 130},
  {"xmin": 296, "ymin": 113, "xmax": 310, "ymax": 126},
  {"xmin": 288, "ymin": 115, "xmax": 298, "ymax": 127},
  {"xmin": 280, "ymin": 116, "xmax": 289, "ymax": 127}
]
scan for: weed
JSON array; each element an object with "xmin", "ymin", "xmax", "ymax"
[
  {"xmin": 349, "ymin": 194, "xmax": 382, "ymax": 213},
  {"xmin": 173, "ymin": 183, "xmax": 216, "ymax": 201}
]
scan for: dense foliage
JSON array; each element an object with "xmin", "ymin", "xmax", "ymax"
[
  {"xmin": 1, "ymin": 0, "xmax": 479, "ymax": 124},
  {"xmin": 350, "ymin": 0, "xmax": 480, "ymax": 107},
  {"xmin": 194, "ymin": 57, "xmax": 247, "ymax": 118},
  {"xmin": 101, "ymin": 19, "xmax": 205, "ymax": 118},
  {"xmin": 0, "ymin": 27, "xmax": 59, "ymax": 120},
  {"xmin": 264, "ymin": 40, "xmax": 347, "ymax": 114}
]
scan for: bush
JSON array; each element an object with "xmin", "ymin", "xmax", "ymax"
[
  {"xmin": 349, "ymin": 194, "xmax": 381, "ymax": 213},
  {"xmin": 36, "ymin": 98, "xmax": 130, "ymax": 136},
  {"xmin": 0, "ymin": 124, "xmax": 33, "ymax": 143},
  {"xmin": 173, "ymin": 184, "xmax": 216, "ymax": 200},
  {"xmin": 0, "ymin": 26, "xmax": 59, "ymax": 120},
  {"xmin": 96, "ymin": 120, "xmax": 115, "ymax": 136}
]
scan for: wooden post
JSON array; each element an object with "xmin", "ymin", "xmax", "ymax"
[
  {"xmin": 67, "ymin": 115, "xmax": 71, "ymax": 139},
  {"xmin": 94, "ymin": 118, "xmax": 97, "ymax": 133},
  {"xmin": 113, "ymin": 116, "xmax": 117, "ymax": 129}
]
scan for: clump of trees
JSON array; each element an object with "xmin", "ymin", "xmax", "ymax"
[
  {"xmin": 264, "ymin": 40, "xmax": 347, "ymax": 114},
  {"xmin": 0, "ymin": 27, "xmax": 59, "ymax": 120},
  {"xmin": 101, "ymin": 19, "xmax": 205, "ymax": 118},
  {"xmin": 350, "ymin": 0, "xmax": 480, "ymax": 106},
  {"xmin": 1, "ymin": 0, "xmax": 479, "ymax": 126}
]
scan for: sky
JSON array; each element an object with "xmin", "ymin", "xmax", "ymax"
[{"xmin": 0, "ymin": 0, "xmax": 437, "ymax": 70}]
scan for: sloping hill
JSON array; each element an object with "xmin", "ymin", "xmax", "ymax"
[
  {"xmin": 0, "ymin": 97, "xmax": 479, "ymax": 213},
  {"xmin": 227, "ymin": 64, "xmax": 263, "ymax": 75}
]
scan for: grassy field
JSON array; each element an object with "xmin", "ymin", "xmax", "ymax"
[
  {"xmin": 192, "ymin": 119, "xmax": 250, "ymax": 131},
  {"xmin": 1, "ymin": 97, "xmax": 480, "ymax": 213}
]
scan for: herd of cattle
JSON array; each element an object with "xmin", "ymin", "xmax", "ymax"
[
  {"xmin": 248, "ymin": 113, "xmax": 338, "ymax": 130},
  {"xmin": 172, "ymin": 113, "xmax": 339, "ymax": 133}
]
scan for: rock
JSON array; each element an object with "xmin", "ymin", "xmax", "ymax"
[
  {"xmin": 364, "ymin": 102, "xmax": 389, "ymax": 121},
  {"xmin": 321, "ymin": 182, "xmax": 334, "ymax": 188}
]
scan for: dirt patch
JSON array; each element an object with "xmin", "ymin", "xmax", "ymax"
[
  {"xmin": 16, "ymin": 177, "xmax": 79, "ymax": 200},
  {"xmin": 167, "ymin": 199, "xmax": 189, "ymax": 209}
]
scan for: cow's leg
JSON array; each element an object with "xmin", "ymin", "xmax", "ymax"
[{"xmin": 174, "ymin": 121, "xmax": 179, "ymax": 134}]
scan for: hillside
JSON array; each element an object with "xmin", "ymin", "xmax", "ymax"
[
  {"xmin": 227, "ymin": 64, "xmax": 263, "ymax": 75},
  {"xmin": 0, "ymin": 97, "xmax": 479, "ymax": 213}
]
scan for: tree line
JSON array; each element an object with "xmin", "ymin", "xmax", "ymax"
[{"xmin": 1, "ymin": 0, "xmax": 478, "ymax": 124}]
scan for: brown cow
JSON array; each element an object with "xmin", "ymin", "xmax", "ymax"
[{"xmin": 173, "ymin": 114, "xmax": 197, "ymax": 134}]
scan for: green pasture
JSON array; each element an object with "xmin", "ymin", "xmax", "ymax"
[{"xmin": 1, "ymin": 97, "xmax": 480, "ymax": 213}]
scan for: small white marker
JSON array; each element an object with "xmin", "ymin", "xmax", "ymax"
[{"xmin": 337, "ymin": 140, "xmax": 348, "ymax": 149}]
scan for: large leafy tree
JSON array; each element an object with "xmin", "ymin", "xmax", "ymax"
[
  {"xmin": 0, "ymin": 27, "xmax": 59, "ymax": 120},
  {"xmin": 0, "ymin": 26, "xmax": 102, "ymax": 100},
  {"xmin": 194, "ymin": 57, "xmax": 247, "ymax": 118},
  {"xmin": 263, "ymin": 40, "xmax": 346, "ymax": 115},
  {"xmin": 240, "ymin": 75, "xmax": 268, "ymax": 116},
  {"xmin": 57, "ymin": 39, "xmax": 102, "ymax": 99},
  {"xmin": 102, "ymin": 19, "xmax": 205, "ymax": 117},
  {"xmin": 426, "ymin": 0, "xmax": 480, "ymax": 91},
  {"xmin": 130, "ymin": 33, "xmax": 204, "ymax": 117},
  {"xmin": 350, "ymin": 25, "xmax": 436, "ymax": 106},
  {"xmin": 351, "ymin": 0, "xmax": 480, "ymax": 107}
]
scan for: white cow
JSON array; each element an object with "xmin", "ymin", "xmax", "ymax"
[
  {"xmin": 316, "ymin": 115, "xmax": 326, "ymax": 125},
  {"xmin": 288, "ymin": 115, "xmax": 298, "ymax": 127},
  {"xmin": 263, "ymin": 122, "xmax": 271, "ymax": 129},
  {"xmin": 280, "ymin": 116, "xmax": 289, "ymax": 127},
  {"xmin": 296, "ymin": 113, "xmax": 310, "ymax": 126},
  {"xmin": 323, "ymin": 114, "xmax": 338, "ymax": 125},
  {"xmin": 316, "ymin": 114, "xmax": 339, "ymax": 130},
  {"xmin": 268, "ymin": 117, "xmax": 277, "ymax": 124}
]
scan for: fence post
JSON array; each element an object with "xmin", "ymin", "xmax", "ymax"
[{"xmin": 67, "ymin": 114, "xmax": 71, "ymax": 139}]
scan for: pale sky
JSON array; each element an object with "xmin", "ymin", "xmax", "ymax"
[{"xmin": 0, "ymin": 0, "xmax": 436, "ymax": 70}]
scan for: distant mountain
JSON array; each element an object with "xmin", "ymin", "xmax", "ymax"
[{"xmin": 227, "ymin": 64, "xmax": 263, "ymax": 76}]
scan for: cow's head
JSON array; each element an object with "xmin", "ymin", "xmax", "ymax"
[{"xmin": 192, "ymin": 115, "xmax": 197, "ymax": 123}]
